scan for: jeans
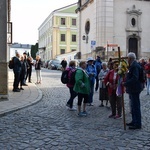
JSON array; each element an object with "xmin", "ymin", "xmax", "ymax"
[
  {"xmin": 67, "ymin": 87, "xmax": 77, "ymax": 108},
  {"xmin": 36, "ymin": 70, "xmax": 42, "ymax": 82},
  {"xmin": 147, "ymin": 78, "xmax": 150, "ymax": 94},
  {"xmin": 129, "ymin": 93, "xmax": 141, "ymax": 127},
  {"xmin": 88, "ymin": 83, "xmax": 94, "ymax": 104}
]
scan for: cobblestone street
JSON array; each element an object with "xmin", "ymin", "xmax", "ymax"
[{"xmin": 0, "ymin": 69, "xmax": 150, "ymax": 150}]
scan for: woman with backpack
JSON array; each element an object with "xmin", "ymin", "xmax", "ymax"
[{"xmin": 66, "ymin": 60, "xmax": 77, "ymax": 110}]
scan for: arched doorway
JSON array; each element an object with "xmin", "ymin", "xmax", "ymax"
[{"xmin": 128, "ymin": 38, "xmax": 138, "ymax": 58}]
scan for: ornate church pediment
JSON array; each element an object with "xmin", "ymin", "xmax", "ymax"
[
  {"xmin": 126, "ymin": 5, "xmax": 142, "ymax": 15},
  {"xmin": 126, "ymin": 5, "xmax": 142, "ymax": 33}
]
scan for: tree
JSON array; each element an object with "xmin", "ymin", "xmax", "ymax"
[{"xmin": 31, "ymin": 43, "xmax": 38, "ymax": 59}]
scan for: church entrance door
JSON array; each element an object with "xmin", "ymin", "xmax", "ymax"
[{"xmin": 128, "ymin": 38, "xmax": 138, "ymax": 58}]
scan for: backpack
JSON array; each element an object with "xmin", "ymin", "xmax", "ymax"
[
  {"xmin": 69, "ymin": 69, "xmax": 77, "ymax": 85},
  {"xmin": 61, "ymin": 70, "xmax": 69, "ymax": 84},
  {"xmin": 139, "ymin": 65, "xmax": 146, "ymax": 83},
  {"xmin": 8, "ymin": 57, "xmax": 14, "ymax": 69}
]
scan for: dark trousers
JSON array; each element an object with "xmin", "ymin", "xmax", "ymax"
[
  {"xmin": 26, "ymin": 68, "xmax": 32, "ymax": 82},
  {"xmin": 23, "ymin": 69, "xmax": 27, "ymax": 84},
  {"xmin": 109, "ymin": 90, "xmax": 122, "ymax": 116},
  {"xmin": 13, "ymin": 71, "xmax": 20, "ymax": 90},
  {"xmin": 78, "ymin": 93, "xmax": 89, "ymax": 106},
  {"xmin": 95, "ymin": 76, "xmax": 99, "ymax": 91},
  {"xmin": 67, "ymin": 87, "xmax": 77, "ymax": 108},
  {"xmin": 129, "ymin": 93, "xmax": 141, "ymax": 127},
  {"xmin": 88, "ymin": 83, "xmax": 94, "ymax": 104},
  {"xmin": 20, "ymin": 71, "xmax": 24, "ymax": 87}
]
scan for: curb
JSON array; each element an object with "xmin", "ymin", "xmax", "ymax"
[{"xmin": 0, "ymin": 84, "xmax": 43, "ymax": 117}]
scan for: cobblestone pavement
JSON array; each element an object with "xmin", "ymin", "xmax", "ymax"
[{"xmin": 0, "ymin": 69, "xmax": 150, "ymax": 150}]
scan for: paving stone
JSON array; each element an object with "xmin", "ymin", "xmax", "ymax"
[{"xmin": 0, "ymin": 69, "xmax": 150, "ymax": 149}]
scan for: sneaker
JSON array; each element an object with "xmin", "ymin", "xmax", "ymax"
[
  {"xmin": 88, "ymin": 103, "xmax": 94, "ymax": 106},
  {"xmin": 66, "ymin": 103, "xmax": 70, "ymax": 108},
  {"xmin": 82, "ymin": 111, "xmax": 87, "ymax": 116},
  {"xmin": 99, "ymin": 103, "xmax": 104, "ymax": 107},
  {"xmin": 78, "ymin": 112, "xmax": 83, "ymax": 117},
  {"xmin": 114, "ymin": 115, "xmax": 122, "ymax": 119},
  {"xmin": 108, "ymin": 114, "xmax": 115, "ymax": 118},
  {"xmin": 68, "ymin": 107, "xmax": 76, "ymax": 111}
]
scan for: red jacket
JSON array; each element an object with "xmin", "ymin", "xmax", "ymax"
[{"xmin": 104, "ymin": 70, "xmax": 124, "ymax": 96}]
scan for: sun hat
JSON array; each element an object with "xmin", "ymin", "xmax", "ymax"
[{"xmin": 87, "ymin": 57, "xmax": 94, "ymax": 62}]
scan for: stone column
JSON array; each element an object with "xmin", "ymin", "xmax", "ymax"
[{"xmin": 0, "ymin": 0, "xmax": 8, "ymax": 99}]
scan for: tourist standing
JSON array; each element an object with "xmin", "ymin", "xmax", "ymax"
[
  {"xmin": 123, "ymin": 52, "xmax": 142, "ymax": 129},
  {"xmin": 144, "ymin": 58, "xmax": 150, "ymax": 95},
  {"xmin": 86, "ymin": 57, "xmax": 97, "ymax": 106},
  {"xmin": 26, "ymin": 56, "xmax": 33, "ymax": 83},
  {"xmin": 98, "ymin": 62, "xmax": 109, "ymax": 107},
  {"xmin": 104, "ymin": 61, "xmax": 123, "ymax": 119},
  {"xmin": 74, "ymin": 61, "xmax": 90, "ymax": 116},
  {"xmin": 13, "ymin": 52, "xmax": 21, "ymax": 92},
  {"xmin": 94, "ymin": 56, "xmax": 102, "ymax": 92},
  {"xmin": 35, "ymin": 55, "xmax": 42, "ymax": 84}
]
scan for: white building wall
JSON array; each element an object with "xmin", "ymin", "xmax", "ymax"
[
  {"xmin": 80, "ymin": 2, "xmax": 96, "ymax": 56},
  {"xmin": 79, "ymin": 0, "xmax": 150, "ymax": 59},
  {"xmin": 114, "ymin": 0, "xmax": 150, "ymax": 56}
]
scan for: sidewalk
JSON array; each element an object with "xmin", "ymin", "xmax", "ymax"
[{"xmin": 0, "ymin": 70, "xmax": 42, "ymax": 116}]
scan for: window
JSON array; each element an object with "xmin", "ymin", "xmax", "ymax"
[
  {"xmin": 85, "ymin": 21, "xmax": 90, "ymax": 34},
  {"xmin": 61, "ymin": 49, "xmax": 65, "ymax": 54},
  {"xmin": 72, "ymin": 19, "xmax": 76, "ymax": 26},
  {"xmin": 72, "ymin": 49, "xmax": 76, "ymax": 52},
  {"xmin": 61, "ymin": 34, "xmax": 65, "ymax": 41},
  {"xmin": 61, "ymin": 18, "xmax": 66, "ymax": 25},
  {"xmin": 72, "ymin": 35, "xmax": 76, "ymax": 42},
  {"xmin": 131, "ymin": 18, "xmax": 136, "ymax": 27}
]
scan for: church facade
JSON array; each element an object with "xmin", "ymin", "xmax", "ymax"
[{"xmin": 77, "ymin": 0, "xmax": 150, "ymax": 60}]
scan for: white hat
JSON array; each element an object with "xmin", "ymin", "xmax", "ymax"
[{"xmin": 87, "ymin": 57, "xmax": 94, "ymax": 62}]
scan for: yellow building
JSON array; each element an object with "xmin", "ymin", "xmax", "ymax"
[{"xmin": 38, "ymin": 3, "xmax": 78, "ymax": 62}]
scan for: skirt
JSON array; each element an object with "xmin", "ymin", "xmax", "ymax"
[{"xmin": 99, "ymin": 87, "xmax": 109, "ymax": 101}]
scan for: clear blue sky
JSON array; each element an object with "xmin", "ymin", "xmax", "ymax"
[{"xmin": 11, "ymin": 0, "xmax": 78, "ymax": 45}]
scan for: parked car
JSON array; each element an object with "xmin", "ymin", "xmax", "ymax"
[
  {"xmin": 43, "ymin": 60, "xmax": 50, "ymax": 68},
  {"xmin": 48, "ymin": 59, "xmax": 62, "ymax": 70}
]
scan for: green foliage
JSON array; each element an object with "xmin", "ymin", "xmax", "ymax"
[{"xmin": 31, "ymin": 43, "xmax": 38, "ymax": 59}]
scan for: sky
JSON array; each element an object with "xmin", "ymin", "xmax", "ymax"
[{"xmin": 11, "ymin": 0, "xmax": 78, "ymax": 45}]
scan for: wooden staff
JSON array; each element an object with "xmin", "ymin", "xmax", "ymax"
[{"xmin": 118, "ymin": 47, "xmax": 126, "ymax": 130}]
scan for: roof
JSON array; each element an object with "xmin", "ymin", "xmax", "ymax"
[{"xmin": 10, "ymin": 43, "xmax": 32, "ymax": 49}]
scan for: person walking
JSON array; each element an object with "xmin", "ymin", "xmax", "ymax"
[
  {"xmin": 123, "ymin": 52, "xmax": 142, "ymax": 130},
  {"xmin": 66, "ymin": 60, "xmax": 77, "ymax": 110},
  {"xmin": 104, "ymin": 61, "xmax": 123, "ymax": 119},
  {"xmin": 35, "ymin": 55, "xmax": 42, "ymax": 84},
  {"xmin": 98, "ymin": 62, "xmax": 109, "ymax": 107},
  {"xmin": 94, "ymin": 56, "xmax": 102, "ymax": 92},
  {"xmin": 86, "ymin": 57, "xmax": 97, "ymax": 106},
  {"xmin": 12, "ymin": 52, "xmax": 21, "ymax": 92},
  {"xmin": 61, "ymin": 58, "xmax": 67, "ymax": 71},
  {"xmin": 74, "ymin": 61, "xmax": 90, "ymax": 116}
]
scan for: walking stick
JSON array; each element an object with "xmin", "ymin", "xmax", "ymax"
[
  {"xmin": 118, "ymin": 47, "xmax": 126, "ymax": 130},
  {"xmin": 122, "ymin": 93, "xmax": 126, "ymax": 130}
]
